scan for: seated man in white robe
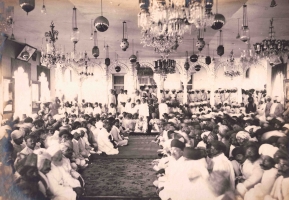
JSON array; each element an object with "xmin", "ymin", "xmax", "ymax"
[
  {"xmin": 44, "ymin": 146, "xmax": 80, "ymax": 200},
  {"xmin": 110, "ymin": 119, "xmax": 128, "ymax": 146},
  {"xmin": 71, "ymin": 130, "xmax": 88, "ymax": 169},
  {"xmin": 158, "ymin": 140, "xmax": 186, "ymax": 200},
  {"xmin": 245, "ymin": 144, "xmax": 279, "ymax": 200},
  {"xmin": 97, "ymin": 120, "xmax": 119, "ymax": 155}
]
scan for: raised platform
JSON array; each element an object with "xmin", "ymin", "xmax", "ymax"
[{"xmin": 82, "ymin": 135, "xmax": 161, "ymax": 199}]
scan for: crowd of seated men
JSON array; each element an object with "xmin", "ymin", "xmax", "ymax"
[
  {"xmin": 0, "ymin": 97, "xmax": 133, "ymax": 199},
  {"xmin": 1, "ymin": 85, "xmax": 289, "ymax": 200},
  {"xmin": 149, "ymin": 96, "xmax": 289, "ymax": 200}
]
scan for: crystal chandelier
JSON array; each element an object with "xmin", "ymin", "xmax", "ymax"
[
  {"xmin": 40, "ymin": 21, "xmax": 66, "ymax": 68},
  {"xmin": 154, "ymin": 56, "xmax": 176, "ymax": 77},
  {"xmin": 240, "ymin": 41, "xmax": 259, "ymax": 68},
  {"xmin": 0, "ymin": 2, "xmax": 14, "ymax": 35},
  {"xmin": 223, "ymin": 50, "xmax": 242, "ymax": 79},
  {"xmin": 78, "ymin": 52, "xmax": 94, "ymax": 78},
  {"xmin": 253, "ymin": 18, "xmax": 289, "ymax": 66},
  {"xmin": 138, "ymin": 0, "xmax": 217, "ymax": 55}
]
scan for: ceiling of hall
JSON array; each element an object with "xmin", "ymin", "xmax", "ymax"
[{"xmin": 3, "ymin": 0, "xmax": 289, "ymax": 60}]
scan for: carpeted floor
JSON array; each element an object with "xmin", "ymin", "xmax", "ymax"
[
  {"xmin": 91, "ymin": 135, "xmax": 160, "ymax": 159},
  {"xmin": 82, "ymin": 135, "xmax": 160, "ymax": 199}
]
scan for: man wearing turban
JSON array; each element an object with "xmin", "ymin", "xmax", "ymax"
[{"xmin": 244, "ymin": 144, "xmax": 279, "ymax": 200}]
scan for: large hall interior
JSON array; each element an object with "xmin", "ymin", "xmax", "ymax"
[{"xmin": 1, "ymin": 0, "xmax": 289, "ymax": 199}]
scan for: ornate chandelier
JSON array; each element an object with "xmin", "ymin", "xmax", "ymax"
[
  {"xmin": 40, "ymin": 21, "xmax": 66, "ymax": 68},
  {"xmin": 253, "ymin": 18, "xmax": 289, "ymax": 66},
  {"xmin": 78, "ymin": 52, "xmax": 94, "ymax": 78},
  {"xmin": 154, "ymin": 56, "xmax": 176, "ymax": 77},
  {"xmin": 223, "ymin": 50, "xmax": 242, "ymax": 79},
  {"xmin": 138, "ymin": 0, "xmax": 218, "ymax": 55}
]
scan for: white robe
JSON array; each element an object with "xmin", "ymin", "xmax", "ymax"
[
  {"xmin": 97, "ymin": 128, "xmax": 119, "ymax": 155},
  {"xmin": 139, "ymin": 103, "xmax": 149, "ymax": 117},
  {"xmin": 237, "ymin": 158, "xmax": 264, "ymax": 196},
  {"xmin": 159, "ymin": 103, "xmax": 169, "ymax": 119},
  {"xmin": 264, "ymin": 176, "xmax": 289, "ymax": 200},
  {"xmin": 245, "ymin": 168, "xmax": 278, "ymax": 200},
  {"xmin": 211, "ymin": 153, "xmax": 236, "ymax": 190},
  {"xmin": 46, "ymin": 164, "xmax": 77, "ymax": 200}
]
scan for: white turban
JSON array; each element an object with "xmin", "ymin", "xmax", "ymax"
[
  {"xmin": 259, "ymin": 144, "xmax": 279, "ymax": 158},
  {"xmin": 71, "ymin": 129, "xmax": 79, "ymax": 135},
  {"xmin": 11, "ymin": 130, "xmax": 24, "ymax": 140},
  {"xmin": 46, "ymin": 144, "xmax": 61, "ymax": 157},
  {"xmin": 283, "ymin": 124, "xmax": 289, "ymax": 130},
  {"xmin": 236, "ymin": 131, "xmax": 251, "ymax": 140},
  {"xmin": 34, "ymin": 148, "xmax": 52, "ymax": 171},
  {"xmin": 201, "ymin": 131, "xmax": 211, "ymax": 139}
]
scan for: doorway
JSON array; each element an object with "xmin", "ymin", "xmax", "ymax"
[{"xmin": 113, "ymin": 75, "xmax": 124, "ymax": 94}]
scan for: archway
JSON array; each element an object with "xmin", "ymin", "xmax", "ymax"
[
  {"xmin": 14, "ymin": 67, "xmax": 31, "ymax": 118},
  {"xmin": 38, "ymin": 72, "xmax": 50, "ymax": 102}
]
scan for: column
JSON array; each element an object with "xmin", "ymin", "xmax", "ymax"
[
  {"xmin": 266, "ymin": 61, "xmax": 272, "ymax": 97},
  {"xmin": 153, "ymin": 73, "xmax": 163, "ymax": 103},
  {"xmin": 181, "ymin": 73, "xmax": 188, "ymax": 104},
  {"xmin": 50, "ymin": 66, "xmax": 56, "ymax": 101}
]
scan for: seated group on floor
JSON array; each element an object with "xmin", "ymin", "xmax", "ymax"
[
  {"xmin": 1, "ymin": 88, "xmax": 289, "ymax": 200},
  {"xmin": 151, "ymin": 98, "xmax": 289, "ymax": 199}
]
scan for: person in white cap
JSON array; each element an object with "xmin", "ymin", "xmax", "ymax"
[
  {"xmin": 244, "ymin": 144, "xmax": 279, "ymax": 200},
  {"xmin": 11, "ymin": 129, "xmax": 25, "ymax": 160},
  {"xmin": 108, "ymin": 89, "xmax": 117, "ymax": 107},
  {"xmin": 124, "ymin": 98, "xmax": 132, "ymax": 113},
  {"xmin": 46, "ymin": 145, "xmax": 79, "ymax": 199}
]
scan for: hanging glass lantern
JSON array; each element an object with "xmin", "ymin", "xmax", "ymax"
[
  {"xmin": 71, "ymin": 7, "xmax": 80, "ymax": 44},
  {"xmin": 115, "ymin": 66, "xmax": 121, "ymax": 72},
  {"xmin": 205, "ymin": 44, "xmax": 211, "ymax": 65},
  {"xmin": 184, "ymin": 51, "xmax": 190, "ymax": 71},
  {"xmin": 129, "ymin": 39, "xmax": 137, "ymax": 63},
  {"xmin": 94, "ymin": 0, "xmax": 109, "ymax": 32},
  {"xmin": 240, "ymin": 5, "xmax": 250, "ymax": 43},
  {"xmin": 211, "ymin": 0, "xmax": 225, "ymax": 30},
  {"xmin": 190, "ymin": 38, "xmax": 199, "ymax": 62},
  {"xmin": 217, "ymin": 30, "xmax": 224, "ymax": 56},
  {"xmin": 19, "ymin": 0, "xmax": 35, "ymax": 15},
  {"xmin": 105, "ymin": 45, "xmax": 110, "ymax": 67},
  {"xmin": 120, "ymin": 21, "xmax": 129, "ymax": 51},
  {"xmin": 205, "ymin": 0, "xmax": 213, "ymax": 12},
  {"xmin": 92, "ymin": 31, "xmax": 99, "ymax": 58},
  {"xmin": 196, "ymin": 28, "xmax": 205, "ymax": 52},
  {"xmin": 195, "ymin": 64, "xmax": 201, "ymax": 71},
  {"xmin": 41, "ymin": 0, "xmax": 46, "ymax": 14}
]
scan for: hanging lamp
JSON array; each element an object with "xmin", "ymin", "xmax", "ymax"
[
  {"xmin": 240, "ymin": 4, "xmax": 250, "ymax": 43},
  {"xmin": 135, "ymin": 51, "xmax": 141, "ymax": 70},
  {"xmin": 217, "ymin": 30, "xmax": 224, "ymax": 56},
  {"xmin": 184, "ymin": 51, "xmax": 190, "ymax": 71},
  {"xmin": 115, "ymin": 53, "xmax": 121, "ymax": 72},
  {"xmin": 90, "ymin": 19, "xmax": 93, "ymax": 40},
  {"xmin": 205, "ymin": 44, "xmax": 211, "ymax": 65},
  {"xmin": 196, "ymin": 28, "xmax": 206, "ymax": 52},
  {"xmin": 71, "ymin": 7, "xmax": 80, "ymax": 44},
  {"xmin": 94, "ymin": 0, "xmax": 109, "ymax": 32},
  {"xmin": 211, "ymin": 0, "xmax": 225, "ymax": 30},
  {"xmin": 120, "ymin": 21, "xmax": 129, "ymax": 51},
  {"xmin": 190, "ymin": 38, "xmax": 198, "ymax": 62},
  {"xmin": 236, "ymin": 18, "xmax": 240, "ymax": 39},
  {"xmin": 92, "ymin": 30, "xmax": 99, "ymax": 58},
  {"xmin": 129, "ymin": 39, "xmax": 137, "ymax": 63},
  {"xmin": 41, "ymin": 0, "xmax": 46, "ymax": 14},
  {"xmin": 105, "ymin": 45, "xmax": 110, "ymax": 67},
  {"xmin": 19, "ymin": 0, "xmax": 35, "ymax": 15}
]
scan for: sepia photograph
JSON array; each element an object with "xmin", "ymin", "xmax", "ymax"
[{"xmin": 0, "ymin": 0, "xmax": 289, "ymax": 200}]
